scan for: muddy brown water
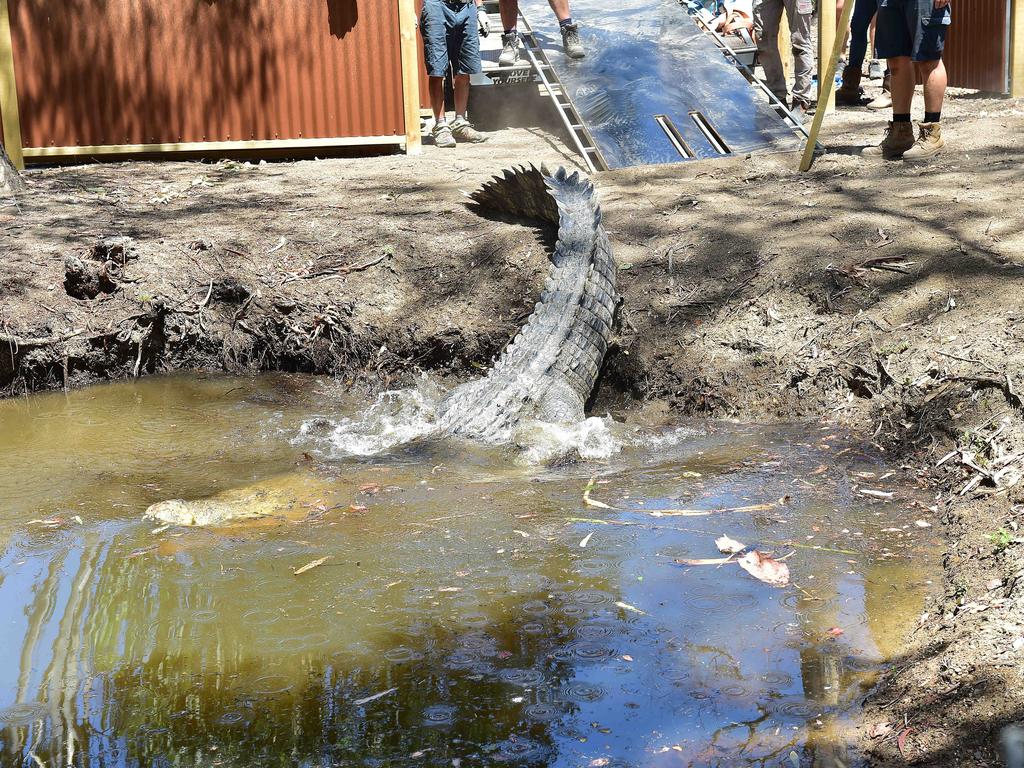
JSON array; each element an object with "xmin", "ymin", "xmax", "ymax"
[{"xmin": 0, "ymin": 374, "xmax": 939, "ymax": 767}]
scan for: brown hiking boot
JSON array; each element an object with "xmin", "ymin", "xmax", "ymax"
[
  {"xmin": 835, "ymin": 65, "xmax": 864, "ymax": 106},
  {"xmin": 902, "ymin": 122, "xmax": 945, "ymax": 162},
  {"xmin": 867, "ymin": 74, "xmax": 892, "ymax": 111},
  {"xmin": 862, "ymin": 121, "xmax": 915, "ymax": 159}
]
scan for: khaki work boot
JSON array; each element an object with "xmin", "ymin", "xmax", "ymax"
[
  {"xmin": 902, "ymin": 122, "xmax": 945, "ymax": 162},
  {"xmin": 861, "ymin": 121, "xmax": 915, "ymax": 159},
  {"xmin": 561, "ymin": 23, "xmax": 585, "ymax": 58},
  {"xmin": 867, "ymin": 74, "xmax": 892, "ymax": 110},
  {"xmin": 498, "ymin": 31, "xmax": 522, "ymax": 67},
  {"xmin": 835, "ymin": 65, "xmax": 864, "ymax": 106}
]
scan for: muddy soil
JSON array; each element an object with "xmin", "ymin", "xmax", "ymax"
[{"xmin": 2, "ymin": 84, "xmax": 1023, "ymax": 765}]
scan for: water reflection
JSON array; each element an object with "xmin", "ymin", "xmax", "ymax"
[{"xmin": 0, "ymin": 375, "xmax": 939, "ymax": 767}]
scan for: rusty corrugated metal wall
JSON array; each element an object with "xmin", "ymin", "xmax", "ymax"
[
  {"xmin": 944, "ymin": 0, "xmax": 1009, "ymax": 93},
  {"xmin": 8, "ymin": 0, "xmax": 407, "ymax": 149}
]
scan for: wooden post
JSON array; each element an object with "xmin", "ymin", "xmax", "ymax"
[
  {"xmin": 799, "ymin": 0, "xmax": 856, "ymax": 171},
  {"xmin": 0, "ymin": 0, "xmax": 23, "ymax": 170},
  {"xmin": 398, "ymin": 0, "xmax": 423, "ymax": 155},
  {"xmin": 779, "ymin": 13, "xmax": 792, "ymax": 79},
  {"xmin": 818, "ymin": 0, "xmax": 837, "ymax": 114},
  {"xmin": 1011, "ymin": 0, "xmax": 1024, "ymax": 97}
]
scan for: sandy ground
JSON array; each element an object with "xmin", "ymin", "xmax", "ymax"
[{"xmin": 2, "ymin": 79, "xmax": 1024, "ymax": 765}]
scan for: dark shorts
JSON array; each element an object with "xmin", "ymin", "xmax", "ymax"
[
  {"xmin": 421, "ymin": 0, "xmax": 482, "ymax": 78},
  {"xmin": 875, "ymin": 0, "xmax": 951, "ymax": 62}
]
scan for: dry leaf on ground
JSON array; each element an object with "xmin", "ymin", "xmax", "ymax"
[
  {"xmin": 738, "ymin": 550, "xmax": 790, "ymax": 586},
  {"xmin": 897, "ymin": 727, "xmax": 914, "ymax": 758},
  {"xmin": 715, "ymin": 535, "xmax": 746, "ymax": 554},
  {"xmin": 868, "ymin": 722, "xmax": 893, "ymax": 739}
]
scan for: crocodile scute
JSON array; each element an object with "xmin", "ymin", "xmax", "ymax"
[{"xmin": 435, "ymin": 165, "xmax": 618, "ymax": 443}]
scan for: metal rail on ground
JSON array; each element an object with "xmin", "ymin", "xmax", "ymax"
[
  {"xmin": 682, "ymin": 5, "xmax": 813, "ymax": 141},
  {"xmin": 515, "ymin": 12, "xmax": 607, "ymax": 173}
]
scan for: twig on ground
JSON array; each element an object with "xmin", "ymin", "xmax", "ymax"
[{"xmin": 0, "ymin": 328, "xmax": 85, "ymax": 348}]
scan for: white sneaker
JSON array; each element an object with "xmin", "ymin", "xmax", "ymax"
[
  {"xmin": 450, "ymin": 116, "xmax": 487, "ymax": 144},
  {"xmin": 431, "ymin": 122, "xmax": 456, "ymax": 148}
]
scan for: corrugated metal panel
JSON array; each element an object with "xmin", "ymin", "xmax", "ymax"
[
  {"xmin": 944, "ymin": 0, "xmax": 1008, "ymax": 93},
  {"xmin": 7, "ymin": 0, "xmax": 406, "ymax": 149}
]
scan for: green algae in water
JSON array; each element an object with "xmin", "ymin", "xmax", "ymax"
[{"xmin": 0, "ymin": 374, "xmax": 940, "ymax": 767}]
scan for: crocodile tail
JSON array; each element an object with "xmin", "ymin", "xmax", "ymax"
[{"xmin": 470, "ymin": 165, "xmax": 559, "ymax": 225}]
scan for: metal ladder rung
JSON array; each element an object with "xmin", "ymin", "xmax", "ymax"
[{"xmin": 517, "ymin": 11, "xmax": 606, "ymax": 172}]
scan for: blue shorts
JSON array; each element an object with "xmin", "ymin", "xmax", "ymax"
[
  {"xmin": 421, "ymin": 0, "xmax": 482, "ymax": 78},
  {"xmin": 875, "ymin": 0, "xmax": 951, "ymax": 62}
]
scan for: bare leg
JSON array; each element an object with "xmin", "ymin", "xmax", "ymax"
[
  {"xmin": 887, "ymin": 55, "xmax": 914, "ymax": 113},
  {"xmin": 548, "ymin": 0, "xmax": 572, "ymax": 21},
  {"xmin": 453, "ymin": 74, "xmax": 471, "ymax": 118},
  {"xmin": 916, "ymin": 59, "xmax": 946, "ymax": 113},
  {"xmin": 499, "ymin": 0, "xmax": 518, "ymax": 29},
  {"xmin": 429, "ymin": 76, "xmax": 446, "ymax": 123}
]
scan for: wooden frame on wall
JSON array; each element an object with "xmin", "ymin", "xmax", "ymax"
[
  {"xmin": 398, "ymin": 0, "xmax": 423, "ymax": 155},
  {"xmin": 0, "ymin": 0, "xmax": 24, "ymax": 169},
  {"xmin": 1012, "ymin": 0, "xmax": 1024, "ymax": 96}
]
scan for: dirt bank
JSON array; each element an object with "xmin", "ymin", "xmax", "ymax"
[{"xmin": 2, "ymin": 86, "xmax": 1023, "ymax": 764}]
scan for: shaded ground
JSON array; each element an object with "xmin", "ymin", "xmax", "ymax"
[{"xmin": 1, "ymin": 83, "xmax": 1023, "ymax": 765}]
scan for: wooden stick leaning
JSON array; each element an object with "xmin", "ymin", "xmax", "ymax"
[{"xmin": 798, "ymin": 0, "xmax": 858, "ymax": 172}]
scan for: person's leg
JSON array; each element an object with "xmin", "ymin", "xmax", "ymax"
[
  {"xmin": 548, "ymin": 0, "xmax": 571, "ymax": 22},
  {"xmin": 863, "ymin": 0, "xmax": 915, "ymax": 156},
  {"xmin": 453, "ymin": 74, "xmax": 472, "ymax": 117},
  {"xmin": 888, "ymin": 55, "xmax": 914, "ymax": 114},
  {"xmin": 451, "ymin": 4, "xmax": 487, "ymax": 143},
  {"xmin": 848, "ymin": 0, "xmax": 875, "ymax": 69},
  {"xmin": 498, "ymin": 0, "xmax": 524, "ymax": 66},
  {"xmin": 499, "ymin": 0, "xmax": 519, "ymax": 31},
  {"xmin": 837, "ymin": 0, "xmax": 876, "ymax": 103},
  {"xmin": 429, "ymin": 77, "xmax": 446, "ymax": 123},
  {"xmin": 421, "ymin": 0, "xmax": 456, "ymax": 146},
  {"xmin": 550, "ymin": 0, "xmax": 584, "ymax": 57},
  {"xmin": 903, "ymin": 0, "xmax": 949, "ymax": 159},
  {"xmin": 753, "ymin": 0, "xmax": 786, "ymax": 103},
  {"xmin": 917, "ymin": 58, "xmax": 946, "ymax": 118},
  {"xmin": 785, "ymin": 0, "xmax": 815, "ymax": 107}
]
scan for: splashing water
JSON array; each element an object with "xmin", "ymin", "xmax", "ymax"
[
  {"xmin": 513, "ymin": 416, "xmax": 623, "ymax": 464},
  {"xmin": 296, "ymin": 380, "xmax": 441, "ymax": 457},
  {"xmin": 297, "ymin": 377, "xmax": 630, "ymax": 464}
]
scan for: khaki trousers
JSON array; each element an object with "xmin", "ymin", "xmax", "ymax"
[{"xmin": 753, "ymin": 0, "xmax": 814, "ymax": 106}]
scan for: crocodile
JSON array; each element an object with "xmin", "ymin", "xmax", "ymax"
[
  {"xmin": 145, "ymin": 166, "xmax": 617, "ymax": 527},
  {"xmin": 435, "ymin": 165, "xmax": 618, "ymax": 443}
]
